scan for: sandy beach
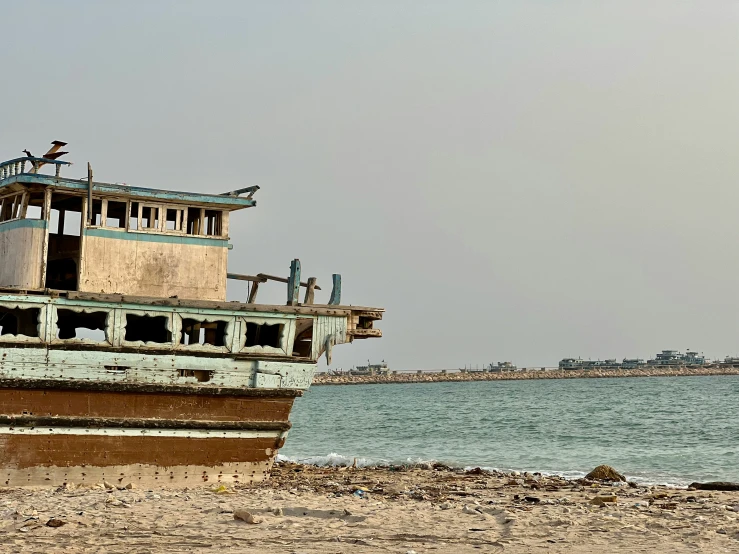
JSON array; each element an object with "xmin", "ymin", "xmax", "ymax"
[{"xmin": 3, "ymin": 462, "xmax": 738, "ymax": 553}]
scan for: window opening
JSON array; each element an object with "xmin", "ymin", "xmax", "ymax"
[
  {"xmin": 89, "ymin": 199, "xmax": 103, "ymax": 226},
  {"xmin": 105, "ymin": 200, "xmax": 127, "ymax": 229},
  {"xmin": 0, "ymin": 193, "xmax": 23, "ymax": 222},
  {"xmin": 56, "ymin": 309, "xmax": 108, "ymax": 341},
  {"xmin": 204, "ymin": 210, "xmax": 222, "ymax": 236},
  {"xmin": 292, "ymin": 318, "xmax": 313, "ymax": 357},
  {"xmin": 165, "ymin": 207, "xmax": 185, "ymax": 232},
  {"xmin": 181, "ymin": 318, "xmax": 227, "ymax": 346},
  {"xmin": 244, "ymin": 322, "xmax": 283, "ymax": 348},
  {"xmin": 49, "ymin": 208, "xmax": 60, "ymax": 234},
  {"xmin": 178, "ymin": 369, "xmax": 213, "ymax": 382},
  {"xmin": 25, "ymin": 192, "xmax": 44, "ymax": 220},
  {"xmin": 46, "ymin": 194, "xmax": 83, "ymax": 291},
  {"xmin": 63, "ymin": 209, "xmax": 81, "ymax": 236},
  {"xmin": 0, "ymin": 307, "xmax": 41, "ymax": 338},
  {"xmin": 141, "ymin": 205, "xmax": 161, "ymax": 231},
  {"xmin": 129, "ymin": 202, "xmax": 139, "ymax": 230},
  {"xmin": 186, "ymin": 209, "xmax": 202, "ymax": 235},
  {"xmin": 125, "ymin": 314, "xmax": 172, "ymax": 343}
]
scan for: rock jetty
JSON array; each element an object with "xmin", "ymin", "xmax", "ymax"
[{"xmin": 313, "ymin": 366, "xmax": 739, "ymax": 385}]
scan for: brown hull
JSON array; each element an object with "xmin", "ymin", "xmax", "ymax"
[{"xmin": 0, "ymin": 380, "xmax": 298, "ymax": 487}]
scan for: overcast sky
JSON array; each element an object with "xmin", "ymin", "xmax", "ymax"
[{"xmin": 2, "ymin": 1, "xmax": 739, "ymax": 369}]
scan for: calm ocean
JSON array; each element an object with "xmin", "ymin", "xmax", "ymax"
[{"xmin": 279, "ymin": 375, "xmax": 739, "ymax": 486}]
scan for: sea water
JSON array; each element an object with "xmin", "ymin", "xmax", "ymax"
[{"xmin": 279, "ymin": 375, "xmax": 739, "ymax": 485}]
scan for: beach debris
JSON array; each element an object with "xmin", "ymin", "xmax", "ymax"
[
  {"xmin": 688, "ymin": 481, "xmax": 739, "ymax": 491},
  {"xmin": 585, "ymin": 465, "xmax": 626, "ymax": 482},
  {"xmin": 212, "ymin": 484, "xmax": 234, "ymax": 495},
  {"xmin": 103, "ymin": 481, "xmax": 115, "ymax": 490},
  {"xmin": 233, "ymin": 510, "xmax": 262, "ymax": 524},
  {"xmin": 524, "ymin": 496, "xmax": 541, "ymax": 503},
  {"xmin": 45, "ymin": 518, "xmax": 67, "ymax": 528},
  {"xmin": 589, "ymin": 495, "xmax": 618, "ymax": 506}
]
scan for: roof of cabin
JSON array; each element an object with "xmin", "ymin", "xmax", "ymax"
[{"xmin": 0, "ymin": 157, "xmax": 257, "ymax": 210}]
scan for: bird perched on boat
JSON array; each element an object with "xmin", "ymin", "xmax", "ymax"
[{"xmin": 22, "ymin": 149, "xmax": 33, "ymax": 158}]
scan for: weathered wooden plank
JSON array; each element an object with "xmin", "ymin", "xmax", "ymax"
[
  {"xmin": 0, "ymin": 378, "xmax": 303, "ymax": 397},
  {"xmin": 329, "ymin": 274, "xmax": 342, "ymax": 305},
  {"xmin": 286, "ymin": 259, "xmax": 301, "ymax": 306},
  {"xmin": 304, "ymin": 277, "xmax": 317, "ymax": 305},
  {"xmin": 0, "ymin": 434, "xmax": 282, "ymax": 469},
  {"xmin": 0, "ymin": 415, "xmax": 292, "ymax": 431},
  {"xmin": 0, "ymin": 388, "xmax": 295, "ymax": 421}
]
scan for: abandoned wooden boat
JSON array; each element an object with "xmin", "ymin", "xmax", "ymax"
[{"xmin": 0, "ymin": 144, "xmax": 383, "ymax": 486}]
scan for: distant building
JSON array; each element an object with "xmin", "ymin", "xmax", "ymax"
[
  {"xmin": 350, "ymin": 362, "xmax": 389, "ymax": 376},
  {"xmin": 647, "ymin": 350, "xmax": 706, "ymax": 367},
  {"xmin": 488, "ymin": 361, "xmax": 517, "ymax": 372},
  {"xmin": 621, "ymin": 358, "xmax": 646, "ymax": 369}
]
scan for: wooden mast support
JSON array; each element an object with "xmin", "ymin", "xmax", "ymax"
[
  {"xmin": 329, "ymin": 274, "xmax": 341, "ymax": 305},
  {"xmin": 286, "ymin": 259, "xmax": 301, "ymax": 306}
]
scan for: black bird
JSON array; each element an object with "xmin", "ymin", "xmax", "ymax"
[{"xmin": 22, "ymin": 149, "xmax": 33, "ymax": 158}]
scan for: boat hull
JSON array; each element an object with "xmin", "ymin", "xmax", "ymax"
[{"xmin": 0, "ymin": 379, "xmax": 296, "ymax": 487}]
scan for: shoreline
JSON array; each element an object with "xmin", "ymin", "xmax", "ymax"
[
  {"xmin": 5, "ymin": 461, "xmax": 739, "ymax": 553},
  {"xmin": 313, "ymin": 366, "xmax": 739, "ymax": 385}
]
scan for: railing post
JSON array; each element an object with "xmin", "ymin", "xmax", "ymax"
[
  {"xmin": 19, "ymin": 160, "xmax": 25, "ymax": 174},
  {"xmin": 304, "ymin": 277, "xmax": 317, "ymax": 305},
  {"xmin": 329, "ymin": 274, "xmax": 342, "ymax": 305},
  {"xmin": 287, "ymin": 259, "xmax": 301, "ymax": 306}
]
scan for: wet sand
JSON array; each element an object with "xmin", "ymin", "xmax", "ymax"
[{"xmin": 3, "ymin": 462, "xmax": 739, "ymax": 553}]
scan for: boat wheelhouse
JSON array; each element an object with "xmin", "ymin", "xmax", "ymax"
[{"xmin": 0, "ymin": 144, "xmax": 383, "ymax": 487}]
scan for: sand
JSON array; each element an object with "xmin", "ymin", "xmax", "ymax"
[{"xmin": 2, "ymin": 462, "xmax": 739, "ymax": 553}]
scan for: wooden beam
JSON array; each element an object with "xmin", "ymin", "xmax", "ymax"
[
  {"xmin": 227, "ymin": 272, "xmax": 321, "ymax": 289},
  {"xmin": 304, "ymin": 277, "xmax": 317, "ymax": 305},
  {"xmin": 247, "ymin": 281, "xmax": 260, "ymax": 304},
  {"xmin": 286, "ymin": 259, "xmax": 301, "ymax": 306},
  {"xmin": 329, "ymin": 274, "xmax": 342, "ymax": 305}
]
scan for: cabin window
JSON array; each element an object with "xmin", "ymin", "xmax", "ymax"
[
  {"xmin": 204, "ymin": 210, "xmax": 222, "ymax": 236},
  {"xmin": 0, "ymin": 193, "xmax": 23, "ymax": 223},
  {"xmin": 186, "ymin": 209, "xmax": 202, "ymax": 235},
  {"xmin": 0, "ymin": 306, "xmax": 41, "ymax": 338},
  {"xmin": 55, "ymin": 309, "xmax": 108, "ymax": 341},
  {"xmin": 63, "ymin": 209, "xmax": 82, "ymax": 236},
  {"xmin": 244, "ymin": 321, "xmax": 284, "ymax": 348},
  {"xmin": 292, "ymin": 318, "xmax": 313, "ymax": 357},
  {"xmin": 105, "ymin": 200, "xmax": 127, "ymax": 229},
  {"xmin": 140, "ymin": 205, "xmax": 161, "ymax": 231},
  {"xmin": 125, "ymin": 314, "xmax": 172, "ymax": 343},
  {"xmin": 180, "ymin": 318, "xmax": 227, "ymax": 347},
  {"xmin": 165, "ymin": 207, "xmax": 186, "ymax": 232},
  {"xmin": 25, "ymin": 192, "xmax": 44, "ymax": 220},
  {"xmin": 129, "ymin": 202, "xmax": 140, "ymax": 230},
  {"xmin": 89, "ymin": 199, "xmax": 103, "ymax": 226}
]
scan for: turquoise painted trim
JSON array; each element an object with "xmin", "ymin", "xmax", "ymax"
[
  {"xmin": 85, "ymin": 227, "xmax": 229, "ymax": 247},
  {"xmin": 0, "ymin": 218, "xmax": 47, "ymax": 232},
  {"xmin": 0, "ymin": 294, "xmax": 298, "ymax": 319},
  {"xmin": 3, "ymin": 175, "xmax": 255, "ymax": 209}
]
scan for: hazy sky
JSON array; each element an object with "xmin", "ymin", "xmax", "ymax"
[{"xmin": 2, "ymin": 1, "xmax": 739, "ymax": 369}]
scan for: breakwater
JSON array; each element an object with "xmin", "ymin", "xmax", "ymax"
[{"xmin": 312, "ymin": 366, "xmax": 739, "ymax": 385}]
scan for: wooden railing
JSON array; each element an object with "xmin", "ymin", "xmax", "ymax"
[
  {"xmin": 0, "ymin": 157, "xmax": 71, "ymax": 180},
  {"xmin": 228, "ymin": 260, "xmax": 342, "ymax": 306}
]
